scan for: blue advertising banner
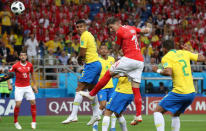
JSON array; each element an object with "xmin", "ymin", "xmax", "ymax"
[{"xmin": 0, "ymin": 98, "xmax": 46, "ymax": 116}]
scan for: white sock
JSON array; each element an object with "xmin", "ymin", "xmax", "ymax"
[
  {"xmin": 154, "ymin": 112, "xmax": 165, "ymax": 131},
  {"xmin": 70, "ymin": 92, "xmax": 83, "ymax": 118},
  {"xmin": 102, "ymin": 116, "xmax": 110, "ymax": 131},
  {"xmin": 99, "ymin": 109, "xmax": 104, "ymax": 116},
  {"xmin": 91, "ymin": 95, "xmax": 100, "ymax": 116},
  {"xmin": 171, "ymin": 117, "xmax": 180, "ymax": 131},
  {"xmin": 118, "ymin": 115, "xmax": 127, "ymax": 131},
  {"xmin": 110, "ymin": 113, "xmax": 117, "ymax": 129}
]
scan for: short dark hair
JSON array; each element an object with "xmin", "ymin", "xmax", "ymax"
[
  {"xmin": 162, "ymin": 40, "xmax": 174, "ymax": 51},
  {"xmin": 76, "ymin": 19, "xmax": 86, "ymax": 25},
  {"xmin": 20, "ymin": 50, "xmax": 27, "ymax": 54},
  {"xmin": 106, "ymin": 17, "xmax": 120, "ymax": 26}
]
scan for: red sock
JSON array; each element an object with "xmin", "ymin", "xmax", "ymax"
[
  {"xmin": 14, "ymin": 106, "xmax": 20, "ymax": 123},
  {"xmin": 90, "ymin": 70, "xmax": 111, "ymax": 96},
  {"xmin": 31, "ymin": 104, "xmax": 36, "ymax": 122},
  {"xmin": 132, "ymin": 87, "xmax": 142, "ymax": 116}
]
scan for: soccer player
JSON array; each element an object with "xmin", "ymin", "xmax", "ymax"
[
  {"xmin": 102, "ymin": 76, "xmax": 134, "ymax": 131},
  {"xmin": 80, "ymin": 17, "xmax": 151, "ymax": 125},
  {"xmin": 152, "ymin": 40, "xmax": 206, "ymax": 131},
  {"xmin": 92, "ymin": 44, "xmax": 116, "ymax": 130},
  {"xmin": 62, "ymin": 20, "xmax": 102, "ymax": 124},
  {"xmin": 9, "ymin": 51, "xmax": 38, "ymax": 130}
]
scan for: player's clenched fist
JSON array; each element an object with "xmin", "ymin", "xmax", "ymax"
[{"xmin": 32, "ymin": 86, "xmax": 38, "ymax": 93}]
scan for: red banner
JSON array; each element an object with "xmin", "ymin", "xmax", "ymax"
[{"xmin": 147, "ymin": 97, "xmax": 206, "ymax": 114}]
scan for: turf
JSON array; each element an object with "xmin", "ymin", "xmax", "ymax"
[{"xmin": 0, "ymin": 114, "xmax": 206, "ymax": 131}]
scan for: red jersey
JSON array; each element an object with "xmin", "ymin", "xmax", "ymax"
[
  {"xmin": 116, "ymin": 25, "xmax": 144, "ymax": 62},
  {"xmin": 10, "ymin": 61, "xmax": 33, "ymax": 87}
]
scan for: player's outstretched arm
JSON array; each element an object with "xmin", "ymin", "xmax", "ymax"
[
  {"xmin": 0, "ymin": 72, "xmax": 15, "ymax": 82},
  {"xmin": 152, "ymin": 65, "xmax": 172, "ymax": 76},
  {"xmin": 197, "ymin": 54, "xmax": 206, "ymax": 62}
]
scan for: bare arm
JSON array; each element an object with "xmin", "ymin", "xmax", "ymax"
[
  {"xmin": 78, "ymin": 47, "xmax": 87, "ymax": 65},
  {"xmin": 7, "ymin": 80, "xmax": 12, "ymax": 91},
  {"xmin": 31, "ymin": 72, "xmax": 38, "ymax": 93},
  {"xmin": 152, "ymin": 65, "xmax": 173, "ymax": 76},
  {"xmin": 197, "ymin": 54, "xmax": 206, "ymax": 62}
]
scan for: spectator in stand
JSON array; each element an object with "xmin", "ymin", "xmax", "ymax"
[
  {"xmin": 58, "ymin": 51, "xmax": 70, "ymax": 65},
  {"xmin": 143, "ymin": 47, "xmax": 151, "ymax": 72},
  {"xmin": 44, "ymin": 49, "xmax": 58, "ymax": 80},
  {"xmin": 151, "ymin": 50, "xmax": 161, "ymax": 64},
  {"xmin": 166, "ymin": 14, "xmax": 178, "ymax": 31},
  {"xmin": 157, "ymin": 82, "xmax": 168, "ymax": 94},
  {"xmin": 44, "ymin": 35, "xmax": 63, "ymax": 53},
  {"xmin": 0, "ymin": 40, "xmax": 10, "ymax": 61},
  {"xmin": 71, "ymin": 38, "xmax": 79, "ymax": 53},
  {"xmin": 24, "ymin": 33, "xmax": 39, "ymax": 64},
  {"xmin": 6, "ymin": 51, "xmax": 19, "ymax": 65},
  {"xmin": 64, "ymin": 42, "xmax": 74, "ymax": 54},
  {"xmin": 0, "ymin": 7, "xmax": 12, "ymax": 35}
]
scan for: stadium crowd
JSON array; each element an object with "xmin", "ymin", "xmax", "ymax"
[{"xmin": 0, "ymin": 0, "xmax": 205, "ymax": 72}]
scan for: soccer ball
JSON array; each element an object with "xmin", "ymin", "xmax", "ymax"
[{"xmin": 11, "ymin": 1, "xmax": 25, "ymax": 15}]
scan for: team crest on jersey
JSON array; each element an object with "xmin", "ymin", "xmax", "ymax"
[
  {"xmin": 27, "ymin": 67, "xmax": 30, "ymax": 71},
  {"xmin": 110, "ymin": 61, "xmax": 113, "ymax": 65}
]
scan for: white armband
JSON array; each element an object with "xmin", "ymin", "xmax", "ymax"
[{"xmin": 157, "ymin": 69, "xmax": 163, "ymax": 73}]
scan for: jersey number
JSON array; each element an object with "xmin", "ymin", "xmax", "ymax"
[
  {"xmin": 132, "ymin": 35, "xmax": 140, "ymax": 50},
  {"xmin": 178, "ymin": 60, "xmax": 189, "ymax": 76},
  {"xmin": 23, "ymin": 73, "xmax": 27, "ymax": 78}
]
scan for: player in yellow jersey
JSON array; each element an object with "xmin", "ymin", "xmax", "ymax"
[
  {"xmin": 92, "ymin": 44, "xmax": 116, "ymax": 130},
  {"xmin": 152, "ymin": 40, "xmax": 206, "ymax": 131},
  {"xmin": 102, "ymin": 76, "xmax": 133, "ymax": 131},
  {"xmin": 62, "ymin": 20, "xmax": 102, "ymax": 124}
]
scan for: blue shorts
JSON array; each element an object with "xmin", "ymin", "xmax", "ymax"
[
  {"xmin": 106, "ymin": 91, "xmax": 134, "ymax": 114},
  {"xmin": 79, "ymin": 61, "xmax": 102, "ymax": 84},
  {"xmin": 97, "ymin": 88, "xmax": 114, "ymax": 102},
  {"xmin": 159, "ymin": 92, "xmax": 195, "ymax": 114}
]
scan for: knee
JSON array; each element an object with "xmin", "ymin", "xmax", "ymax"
[
  {"xmin": 154, "ymin": 105, "xmax": 166, "ymax": 114},
  {"xmin": 30, "ymin": 100, "xmax": 36, "ymax": 105},
  {"xmin": 99, "ymin": 105, "xmax": 106, "ymax": 110},
  {"xmin": 15, "ymin": 103, "xmax": 21, "ymax": 107}
]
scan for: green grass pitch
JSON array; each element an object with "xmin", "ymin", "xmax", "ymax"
[{"xmin": 0, "ymin": 115, "xmax": 206, "ymax": 131}]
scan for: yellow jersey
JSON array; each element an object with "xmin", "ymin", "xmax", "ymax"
[
  {"xmin": 161, "ymin": 49, "xmax": 198, "ymax": 94},
  {"xmin": 80, "ymin": 31, "xmax": 98, "ymax": 64},
  {"xmin": 99, "ymin": 56, "xmax": 115, "ymax": 89},
  {"xmin": 0, "ymin": 11, "xmax": 12, "ymax": 26},
  {"xmin": 115, "ymin": 77, "xmax": 133, "ymax": 94},
  {"xmin": 45, "ymin": 40, "xmax": 63, "ymax": 52}
]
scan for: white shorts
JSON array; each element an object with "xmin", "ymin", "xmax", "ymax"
[
  {"xmin": 110, "ymin": 57, "xmax": 144, "ymax": 83},
  {"xmin": 15, "ymin": 86, "xmax": 35, "ymax": 101}
]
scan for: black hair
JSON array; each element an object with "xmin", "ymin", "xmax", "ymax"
[
  {"xmin": 76, "ymin": 19, "xmax": 86, "ymax": 25},
  {"xmin": 106, "ymin": 17, "xmax": 120, "ymax": 26},
  {"xmin": 162, "ymin": 40, "xmax": 174, "ymax": 51}
]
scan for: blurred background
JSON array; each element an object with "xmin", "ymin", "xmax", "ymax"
[{"xmin": 0, "ymin": 0, "xmax": 205, "ymax": 99}]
